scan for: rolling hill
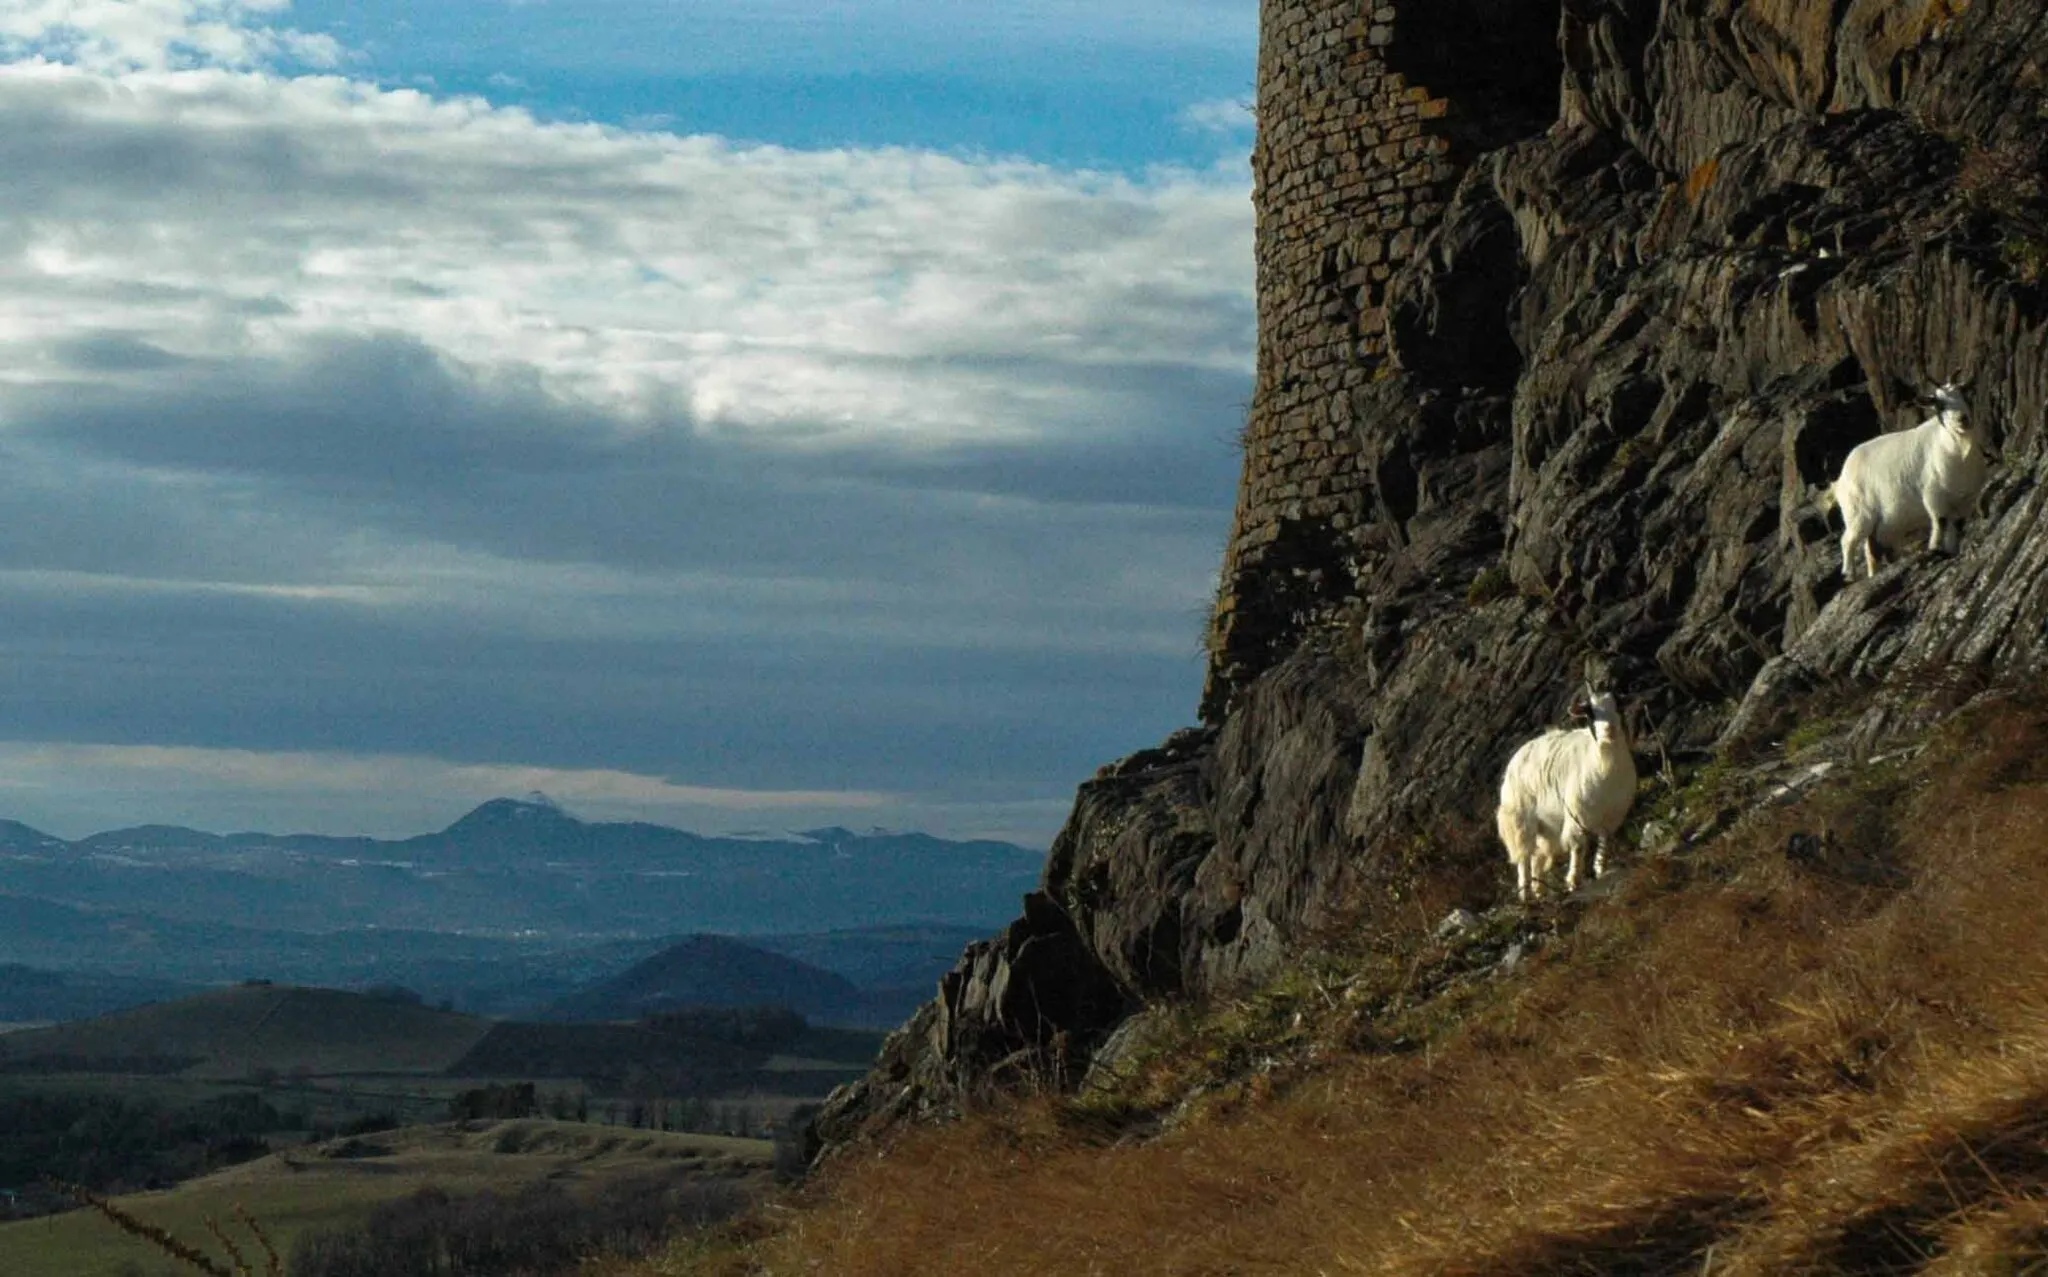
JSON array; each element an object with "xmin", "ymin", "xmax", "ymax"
[
  {"xmin": 747, "ymin": 924, "xmax": 993, "ymax": 991},
  {"xmin": 0, "ymin": 1119, "xmax": 771, "ymax": 1277},
  {"xmin": 0, "ymin": 982, "xmax": 882, "ymax": 1092},
  {"xmin": 0, "ymin": 984, "xmax": 494, "ymax": 1079},
  {"xmin": 0, "ymin": 965, "xmax": 194, "ymax": 1026},
  {"xmin": 542, "ymin": 935, "xmax": 863, "ymax": 1024}
]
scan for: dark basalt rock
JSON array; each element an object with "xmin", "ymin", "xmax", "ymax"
[
  {"xmin": 809, "ymin": 890, "xmax": 1129, "ymax": 1148},
  {"xmin": 813, "ymin": 0, "xmax": 2048, "ymax": 1150}
]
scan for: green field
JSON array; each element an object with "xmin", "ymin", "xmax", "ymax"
[{"xmin": 0, "ymin": 1119, "xmax": 772, "ymax": 1277}]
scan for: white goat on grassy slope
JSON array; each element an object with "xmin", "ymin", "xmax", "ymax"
[
  {"xmin": 1832, "ymin": 381, "xmax": 1999, "ymax": 581},
  {"xmin": 1498, "ymin": 687, "xmax": 1637, "ymax": 903}
]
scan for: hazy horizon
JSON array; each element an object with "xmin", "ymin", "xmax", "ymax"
[{"xmin": 0, "ymin": 788, "xmax": 1049, "ymax": 849}]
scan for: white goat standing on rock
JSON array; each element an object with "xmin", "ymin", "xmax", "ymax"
[
  {"xmin": 1497, "ymin": 687, "xmax": 1637, "ymax": 903},
  {"xmin": 1831, "ymin": 381, "xmax": 1999, "ymax": 581}
]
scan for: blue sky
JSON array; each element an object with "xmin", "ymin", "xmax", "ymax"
[
  {"xmin": 0, "ymin": 0, "xmax": 1256, "ymax": 846},
  {"xmin": 288, "ymin": 0, "xmax": 1257, "ymax": 166}
]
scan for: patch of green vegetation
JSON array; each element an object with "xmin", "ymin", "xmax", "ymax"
[
  {"xmin": 1681, "ymin": 754, "xmax": 1743, "ymax": 804},
  {"xmin": 1073, "ymin": 953, "xmax": 1382, "ymax": 1122},
  {"xmin": 1627, "ymin": 753, "xmax": 1746, "ymax": 845},
  {"xmin": 1466, "ymin": 565, "xmax": 1513, "ymax": 606},
  {"xmin": 2003, "ymin": 230, "xmax": 2048, "ymax": 286},
  {"xmin": 1074, "ymin": 897, "xmax": 1542, "ymax": 1128},
  {"xmin": 1611, "ymin": 433, "xmax": 1659, "ymax": 475},
  {"xmin": 1782, "ymin": 713, "xmax": 1851, "ymax": 756}
]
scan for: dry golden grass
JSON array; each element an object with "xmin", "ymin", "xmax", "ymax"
[{"xmin": 622, "ymin": 696, "xmax": 2048, "ymax": 1277}]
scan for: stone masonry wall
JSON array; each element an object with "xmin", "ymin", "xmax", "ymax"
[{"xmin": 1203, "ymin": 0, "xmax": 1560, "ymax": 719}]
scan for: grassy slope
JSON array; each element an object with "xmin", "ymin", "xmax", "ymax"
[
  {"xmin": 613, "ymin": 694, "xmax": 2048, "ymax": 1276},
  {"xmin": 0, "ymin": 1120, "xmax": 771, "ymax": 1277}
]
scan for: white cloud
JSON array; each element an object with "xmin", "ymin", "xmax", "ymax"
[
  {"xmin": 0, "ymin": 0, "xmax": 340, "ymax": 71},
  {"xmin": 1181, "ymin": 97, "xmax": 1256, "ymax": 138},
  {"xmin": 0, "ymin": 58, "xmax": 1252, "ymax": 450},
  {"xmin": 0, "ymin": 740, "xmax": 891, "ymax": 809}
]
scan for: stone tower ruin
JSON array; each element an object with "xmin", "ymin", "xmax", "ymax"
[{"xmin": 1204, "ymin": 0, "xmax": 1563, "ymax": 718}]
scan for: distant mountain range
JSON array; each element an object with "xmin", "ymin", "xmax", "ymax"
[
  {"xmin": 0, "ymin": 798, "xmax": 1025, "ymax": 1027},
  {"xmin": 0, "ymin": 797, "xmax": 1040, "ymax": 939}
]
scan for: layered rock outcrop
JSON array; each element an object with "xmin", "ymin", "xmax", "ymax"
[{"xmin": 815, "ymin": 0, "xmax": 2048, "ymax": 1147}]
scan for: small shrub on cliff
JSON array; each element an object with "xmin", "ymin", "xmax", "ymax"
[
  {"xmin": 2003, "ymin": 230, "xmax": 2048, "ymax": 285},
  {"xmin": 1959, "ymin": 134, "xmax": 2048, "ymax": 285},
  {"xmin": 1610, "ymin": 433, "xmax": 1659, "ymax": 475},
  {"xmin": 1959, "ymin": 136, "xmax": 2048, "ymax": 214},
  {"xmin": 1465, "ymin": 565, "xmax": 1513, "ymax": 606}
]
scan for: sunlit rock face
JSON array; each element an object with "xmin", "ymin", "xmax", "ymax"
[{"xmin": 815, "ymin": 0, "xmax": 2048, "ymax": 1149}]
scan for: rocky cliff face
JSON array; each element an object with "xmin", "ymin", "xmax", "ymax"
[{"xmin": 814, "ymin": 0, "xmax": 2048, "ymax": 1147}]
